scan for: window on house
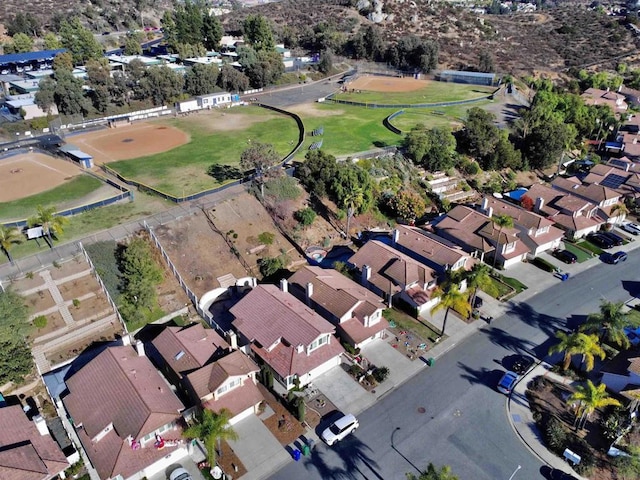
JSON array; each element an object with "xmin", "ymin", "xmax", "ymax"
[
  {"xmin": 309, "ymin": 335, "xmax": 329, "ymax": 352},
  {"xmin": 216, "ymin": 378, "xmax": 241, "ymax": 396},
  {"xmin": 504, "ymin": 242, "xmax": 515, "ymax": 254}
]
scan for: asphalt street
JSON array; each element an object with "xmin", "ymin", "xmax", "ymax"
[{"xmin": 269, "ymin": 250, "xmax": 640, "ymax": 480}]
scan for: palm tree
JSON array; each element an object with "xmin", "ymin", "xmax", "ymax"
[
  {"xmin": 183, "ymin": 408, "xmax": 238, "ymax": 466},
  {"xmin": 548, "ymin": 331, "xmax": 605, "ymax": 372},
  {"xmin": 491, "ymin": 214, "xmax": 514, "ymax": 269},
  {"xmin": 407, "ymin": 463, "xmax": 459, "ymax": 480},
  {"xmin": 0, "ymin": 225, "xmax": 24, "ymax": 264},
  {"xmin": 430, "ymin": 283, "xmax": 471, "ymax": 338},
  {"xmin": 27, "ymin": 205, "xmax": 68, "ymax": 249},
  {"xmin": 567, "ymin": 380, "xmax": 621, "ymax": 430},
  {"xmin": 342, "ymin": 186, "xmax": 364, "ymax": 240},
  {"xmin": 581, "ymin": 300, "xmax": 634, "ymax": 350},
  {"xmin": 609, "ymin": 202, "xmax": 628, "ymax": 224},
  {"xmin": 465, "ymin": 263, "xmax": 498, "ymax": 311}
]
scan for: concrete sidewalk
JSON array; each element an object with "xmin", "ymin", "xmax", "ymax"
[{"xmin": 508, "ymin": 362, "xmax": 589, "ymax": 480}]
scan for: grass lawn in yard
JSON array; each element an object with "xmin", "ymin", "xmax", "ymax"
[
  {"xmin": 485, "ymin": 276, "xmax": 514, "ymax": 299},
  {"xmin": 0, "ymin": 175, "xmax": 102, "ymax": 223},
  {"xmin": 108, "ymin": 107, "xmax": 299, "ymax": 197},
  {"xmin": 498, "ymin": 275, "xmax": 528, "ymax": 294},
  {"xmin": 335, "ymin": 82, "xmax": 496, "ymax": 105},
  {"xmin": 576, "ymin": 239, "xmax": 604, "ymax": 256},
  {"xmin": 383, "ymin": 308, "xmax": 443, "ymax": 342},
  {"xmin": 562, "ymin": 242, "xmax": 593, "ymax": 263}
]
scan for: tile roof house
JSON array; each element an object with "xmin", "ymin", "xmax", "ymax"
[
  {"xmin": 552, "ymin": 176, "xmax": 624, "ymax": 224},
  {"xmin": 601, "ymin": 350, "xmax": 640, "ymax": 393},
  {"xmin": 287, "ymin": 265, "xmax": 388, "ymax": 349},
  {"xmin": 62, "ymin": 345, "xmax": 188, "ymax": 480},
  {"xmin": 348, "ymin": 240, "xmax": 439, "ymax": 315},
  {"xmin": 0, "ymin": 405, "xmax": 69, "ymax": 480},
  {"xmin": 186, "ymin": 350, "xmax": 263, "ymax": 425},
  {"xmin": 478, "ymin": 197, "xmax": 565, "ymax": 258},
  {"xmin": 433, "ymin": 205, "xmax": 495, "ymax": 262},
  {"xmin": 149, "ymin": 323, "xmax": 230, "ymax": 388},
  {"xmin": 391, "ymin": 225, "xmax": 472, "ymax": 274},
  {"xmin": 582, "ymin": 160, "xmax": 640, "ymax": 208},
  {"xmin": 229, "ymin": 285, "xmax": 344, "ymax": 390},
  {"xmin": 524, "ymin": 183, "xmax": 602, "ymax": 239},
  {"xmin": 581, "ymin": 87, "xmax": 628, "ymax": 113}
]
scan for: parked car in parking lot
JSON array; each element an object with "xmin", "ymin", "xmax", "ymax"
[
  {"xmin": 587, "ymin": 233, "xmax": 614, "ymax": 249},
  {"xmin": 321, "ymin": 413, "xmax": 359, "ymax": 446},
  {"xmin": 553, "ymin": 249, "xmax": 577, "ymax": 264},
  {"xmin": 497, "ymin": 371, "xmax": 518, "ymax": 395},
  {"xmin": 604, "ymin": 251, "xmax": 628, "ymax": 264},
  {"xmin": 599, "ymin": 231, "xmax": 624, "ymax": 246},
  {"xmin": 621, "ymin": 222, "xmax": 640, "ymax": 235}
]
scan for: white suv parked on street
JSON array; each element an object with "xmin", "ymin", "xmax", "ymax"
[{"xmin": 321, "ymin": 413, "xmax": 359, "ymax": 446}]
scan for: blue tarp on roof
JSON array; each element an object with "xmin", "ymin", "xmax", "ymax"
[
  {"xmin": 0, "ymin": 49, "xmax": 66, "ymax": 66},
  {"xmin": 504, "ymin": 187, "xmax": 529, "ymax": 201}
]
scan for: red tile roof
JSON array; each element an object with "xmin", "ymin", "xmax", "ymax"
[
  {"xmin": 185, "ymin": 350, "xmax": 259, "ymax": 399},
  {"xmin": 338, "ymin": 315, "xmax": 389, "ymax": 345},
  {"xmin": 202, "ymin": 380, "xmax": 264, "ymax": 418},
  {"xmin": 230, "ymin": 285, "xmax": 336, "ymax": 350},
  {"xmin": 63, "ymin": 346, "xmax": 185, "ymax": 479},
  {"xmin": 151, "ymin": 324, "xmax": 229, "ymax": 377},
  {"xmin": 0, "ymin": 406, "xmax": 68, "ymax": 480},
  {"xmin": 394, "ymin": 225, "xmax": 469, "ymax": 269},
  {"xmin": 434, "ymin": 205, "xmax": 494, "ymax": 253},
  {"xmin": 480, "ymin": 196, "xmax": 554, "ymax": 230}
]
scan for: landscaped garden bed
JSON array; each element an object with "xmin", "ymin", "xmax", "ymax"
[{"xmin": 383, "ymin": 308, "xmax": 441, "ymax": 360}]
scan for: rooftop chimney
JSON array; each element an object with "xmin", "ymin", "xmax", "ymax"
[
  {"xmin": 33, "ymin": 415, "xmax": 49, "ymax": 436},
  {"xmin": 279, "ymin": 278, "xmax": 288, "ymax": 293},
  {"xmin": 226, "ymin": 330, "xmax": 238, "ymax": 350},
  {"xmin": 481, "ymin": 197, "xmax": 489, "ymax": 210},
  {"xmin": 361, "ymin": 265, "xmax": 372, "ymax": 285},
  {"xmin": 121, "ymin": 334, "xmax": 131, "ymax": 346},
  {"xmin": 305, "ymin": 282, "xmax": 314, "ymax": 305},
  {"xmin": 486, "ymin": 206, "xmax": 494, "ymax": 218},
  {"xmin": 135, "ymin": 340, "xmax": 145, "ymax": 357},
  {"xmin": 535, "ymin": 197, "xmax": 544, "ymax": 212},
  {"xmin": 392, "ymin": 229, "xmax": 400, "ymax": 246}
]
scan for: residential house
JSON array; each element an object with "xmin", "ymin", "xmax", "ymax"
[
  {"xmin": 0, "ymin": 405, "xmax": 69, "ymax": 480},
  {"xmin": 148, "ymin": 323, "xmax": 230, "ymax": 393},
  {"xmin": 348, "ymin": 240, "xmax": 439, "ymax": 315},
  {"xmin": 582, "ymin": 159, "xmax": 640, "ymax": 207},
  {"xmin": 432, "ymin": 205, "xmax": 495, "ymax": 262},
  {"xmin": 287, "ymin": 265, "xmax": 388, "ymax": 349},
  {"xmin": 580, "ymin": 87, "xmax": 628, "ymax": 113},
  {"xmin": 229, "ymin": 285, "xmax": 344, "ymax": 390},
  {"xmin": 184, "ymin": 350, "xmax": 263, "ymax": 425},
  {"xmin": 552, "ymin": 176, "xmax": 625, "ymax": 224},
  {"xmin": 62, "ymin": 345, "xmax": 188, "ymax": 480},
  {"xmin": 391, "ymin": 225, "xmax": 473, "ymax": 274},
  {"xmin": 477, "ymin": 197, "xmax": 565, "ymax": 257},
  {"xmin": 524, "ymin": 183, "xmax": 602, "ymax": 239},
  {"xmin": 601, "ymin": 350, "xmax": 640, "ymax": 393}
]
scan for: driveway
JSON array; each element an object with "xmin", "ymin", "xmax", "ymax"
[
  {"xmin": 227, "ymin": 414, "xmax": 290, "ymax": 480},
  {"xmin": 147, "ymin": 459, "xmax": 206, "ymax": 480},
  {"xmin": 312, "ymin": 365, "xmax": 375, "ymax": 415},
  {"xmin": 360, "ymin": 338, "xmax": 425, "ymax": 398}
]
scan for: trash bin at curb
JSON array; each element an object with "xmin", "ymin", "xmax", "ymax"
[
  {"xmin": 427, "ymin": 357, "xmax": 435, "ymax": 367},
  {"xmin": 293, "ymin": 449, "xmax": 301, "ymax": 461},
  {"xmin": 302, "ymin": 444, "xmax": 311, "ymax": 456}
]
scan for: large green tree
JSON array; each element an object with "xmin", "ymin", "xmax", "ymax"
[
  {"xmin": 183, "ymin": 409, "xmax": 239, "ymax": 466},
  {"xmin": 86, "ymin": 58, "xmax": 115, "ymax": 113},
  {"xmin": 185, "ymin": 63, "xmax": 219, "ymax": 96},
  {"xmin": 581, "ymin": 300, "xmax": 636, "ymax": 349},
  {"xmin": 387, "ymin": 189, "xmax": 427, "ymax": 224},
  {"xmin": 53, "ymin": 69, "xmax": 91, "ymax": 116},
  {"xmin": 567, "ymin": 380, "xmax": 621, "ymax": 430},
  {"xmin": 28, "ymin": 205, "xmax": 68, "ymax": 248},
  {"xmin": 0, "ymin": 290, "xmax": 33, "ymax": 384},
  {"xmin": 407, "ymin": 463, "xmax": 459, "ymax": 480},
  {"xmin": 243, "ymin": 15, "xmax": 275, "ymax": 52},
  {"xmin": 296, "ymin": 150, "xmax": 339, "ymax": 198},
  {"xmin": 0, "ymin": 226, "xmax": 24, "ymax": 264},
  {"xmin": 217, "ymin": 64, "xmax": 250, "ymax": 93},
  {"xmin": 431, "ymin": 284, "xmax": 470, "ymax": 337},
  {"xmin": 465, "ymin": 263, "xmax": 498, "ymax": 312},
  {"xmin": 139, "ymin": 66, "xmax": 185, "ymax": 106},
  {"xmin": 6, "ymin": 12, "xmax": 40, "ymax": 37},
  {"xmin": 405, "ymin": 125, "xmax": 457, "ymax": 171},
  {"xmin": 59, "ymin": 18, "xmax": 103, "ymax": 65},
  {"xmin": 4, "ymin": 33, "xmax": 34, "ymax": 54},
  {"xmin": 330, "ymin": 164, "xmax": 375, "ymax": 217},
  {"xmin": 549, "ymin": 331, "xmax": 605, "ymax": 371},
  {"xmin": 461, "ymin": 107, "xmax": 501, "ymax": 163}
]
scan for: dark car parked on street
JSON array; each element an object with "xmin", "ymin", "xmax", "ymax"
[
  {"xmin": 553, "ymin": 249, "xmax": 577, "ymax": 264},
  {"xmin": 587, "ymin": 233, "xmax": 614, "ymax": 249},
  {"xmin": 604, "ymin": 251, "xmax": 628, "ymax": 264},
  {"xmin": 599, "ymin": 231, "xmax": 624, "ymax": 246}
]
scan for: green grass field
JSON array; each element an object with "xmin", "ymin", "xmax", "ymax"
[
  {"xmin": 107, "ymin": 106, "xmax": 300, "ymax": 197},
  {"xmin": 389, "ymin": 101, "xmax": 492, "ymax": 132},
  {"xmin": 0, "ymin": 175, "xmax": 103, "ymax": 223},
  {"xmin": 335, "ymin": 81, "xmax": 496, "ymax": 105}
]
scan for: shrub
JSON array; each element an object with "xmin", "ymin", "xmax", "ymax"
[
  {"xmin": 372, "ymin": 366, "xmax": 390, "ymax": 383},
  {"xmin": 85, "ymin": 241, "xmax": 122, "ymax": 303},
  {"xmin": 258, "ymin": 256, "xmax": 284, "ymax": 277},
  {"xmin": 72, "ymin": 298, "xmax": 80, "ymax": 308},
  {"xmin": 341, "ymin": 341, "xmax": 360, "ymax": 356},
  {"xmin": 348, "ymin": 364, "xmax": 363, "ymax": 377},
  {"xmin": 264, "ymin": 176, "xmax": 302, "ymax": 201},
  {"xmin": 544, "ymin": 416, "xmax": 568, "ymax": 452},
  {"xmin": 258, "ymin": 232, "xmax": 275, "ymax": 245},
  {"xmin": 532, "ymin": 256, "xmax": 557, "ymax": 273},
  {"xmin": 294, "ymin": 208, "xmax": 317, "ymax": 226},
  {"xmin": 25, "ymin": 271, "xmax": 34, "ymax": 280},
  {"xmin": 33, "ymin": 315, "xmax": 47, "ymax": 329}
]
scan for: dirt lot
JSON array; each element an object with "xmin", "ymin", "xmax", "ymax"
[
  {"xmin": 0, "ymin": 152, "xmax": 84, "ymax": 202},
  {"xmin": 347, "ymin": 75, "xmax": 429, "ymax": 93},
  {"xmin": 70, "ymin": 122, "xmax": 189, "ymax": 163},
  {"xmin": 155, "ymin": 192, "xmax": 306, "ymax": 297}
]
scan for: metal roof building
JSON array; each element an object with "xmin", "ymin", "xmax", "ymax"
[
  {"xmin": 0, "ymin": 49, "xmax": 67, "ymax": 68},
  {"xmin": 437, "ymin": 70, "xmax": 498, "ymax": 86}
]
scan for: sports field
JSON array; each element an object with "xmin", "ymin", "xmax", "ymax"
[
  {"xmin": 0, "ymin": 175, "xmax": 103, "ymax": 222},
  {"xmin": 105, "ymin": 106, "xmax": 300, "ymax": 197},
  {"xmin": 336, "ymin": 76, "xmax": 496, "ymax": 105},
  {"xmin": 388, "ymin": 101, "xmax": 492, "ymax": 132}
]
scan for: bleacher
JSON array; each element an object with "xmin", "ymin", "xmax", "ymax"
[
  {"xmin": 311, "ymin": 126, "xmax": 324, "ymax": 136},
  {"xmin": 308, "ymin": 139, "xmax": 323, "ymax": 150}
]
